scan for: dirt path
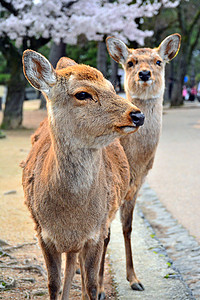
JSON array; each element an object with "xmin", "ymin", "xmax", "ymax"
[
  {"xmin": 147, "ymin": 107, "xmax": 200, "ymax": 243},
  {"xmin": 0, "ymin": 101, "xmax": 116, "ymax": 299}
]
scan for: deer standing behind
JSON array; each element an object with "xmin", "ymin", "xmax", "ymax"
[
  {"xmin": 21, "ymin": 50, "xmax": 145, "ymax": 300},
  {"xmin": 106, "ymin": 34, "xmax": 181, "ymax": 291}
]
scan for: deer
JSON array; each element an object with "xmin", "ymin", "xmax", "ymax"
[
  {"xmin": 21, "ymin": 49, "xmax": 145, "ymax": 300},
  {"xmin": 105, "ymin": 33, "xmax": 181, "ymax": 292}
]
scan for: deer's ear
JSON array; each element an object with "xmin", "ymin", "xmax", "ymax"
[
  {"xmin": 158, "ymin": 33, "xmax": 181, "ymax": 62},
  {"xmin": 22, "ymin": 50, "xmax": 56, "ymax": 94},
  {"xmin": 106, "ymin": 37, "xmax": 129, "ymax": 65},
  {"xmin": 56, "ymin": 57, "xmax": 77, "ymax": 70}
]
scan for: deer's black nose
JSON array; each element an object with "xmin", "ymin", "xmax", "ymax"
[
  {"xmin": 139, "ymin": 70, "xmax": 151, "ymax": 82},
  {"xmin": 130, "ymin": 111, "xmax": 145, "ymax": 127}
]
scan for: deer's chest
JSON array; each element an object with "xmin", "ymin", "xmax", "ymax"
[{"xmin": 34, "ymin": 185, "xmax": 107, "ymax": 253}]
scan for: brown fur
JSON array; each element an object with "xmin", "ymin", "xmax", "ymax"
[
  {"xmin": 106, "ymin": 34, "xmax": 181, "ymax": 290},
  {"xmin": 21, "ymin": 50, "xmax": 144, "ymax": 300}
]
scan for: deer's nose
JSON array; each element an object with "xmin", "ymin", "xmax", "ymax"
[
  {"xmin": 130, "ymin": 111, "xmax": 145, "ymax": 127},
  {"xmin": 139, "ymin": 70, "xmax": 151, "ymax": 82}
]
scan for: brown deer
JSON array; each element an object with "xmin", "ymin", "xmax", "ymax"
[
  {"xmin": 106, "ymin": 33, "xmax": 181, "ymax": 291},
  {"xmin": 21, "ymin": 50, "xmax": 145, "ymax": 300}
]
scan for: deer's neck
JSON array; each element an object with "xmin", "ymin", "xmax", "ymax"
[
  {"xmin": 127, "ymin": 92, "xmax": 163, "ymax": 122},
  {"xmin": 124, "ymin": 92, "xmax": 163, "ymax": 149},
  {"xmin": 127, "ymin": 91, "xmax": 162, "ymax": 108},
  {"xmin": 48, "ymin": 119, "xmax": 102, "ymax": 197}
]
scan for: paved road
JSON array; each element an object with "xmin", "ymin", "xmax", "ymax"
[
  {"xmin": 109, "ymin": 96, "xmax": 199, "ymax": 298},
  {"xmin": 147, "ymin": 103, "xmax": 200, "ymax": 243},
  {"xmin": 109, "ymin": 208, "xmax": 194, "ymax": 299}
]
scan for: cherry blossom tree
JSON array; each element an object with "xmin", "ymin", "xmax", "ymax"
[
  {"xmin": 1, "ymin": 0, "xmax": 179, "ymax": 47},
  {"xmin": 68, "ymin": 0, "xmax": 179, "ymax": 79},
  {"xmin": 0, "ymin": 0, "xmax": 179, "ymax": 128},
  {"xmin": 0, "ymin": 0, "xmax": 75, "ymax": 128}
]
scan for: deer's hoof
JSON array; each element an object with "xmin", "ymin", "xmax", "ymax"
[
  {"xmin": 131, "ymin": 282, "xmax": 145, "ymax": 291},
  {"xmin": 98, "ymin": 291, "xmax": 106, "ymax": 300}
]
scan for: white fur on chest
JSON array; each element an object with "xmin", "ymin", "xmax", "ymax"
[{"xmin": 134, "ymin": 100, "xmax": 162, "ymax": 149}]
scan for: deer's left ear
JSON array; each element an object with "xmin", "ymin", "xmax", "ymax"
[
  {"xmin": 22, "ymin": 50, "xmax": 56, "ymax": 95},
  {"xmin": 158, "ymin": 33, "xmax": 181, "ymax": 62}
]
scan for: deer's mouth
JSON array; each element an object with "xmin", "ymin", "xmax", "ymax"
[
  {"xmin": 118, "ymin": 125, "xmax": 139, "ymax": 134},
  {"xmin": 138, "ymin": 79, "xmax": 153, "ymax": 85},
  {"xmin": 116, "ymin": 111, "xmax": 145, "ymax": 134}
]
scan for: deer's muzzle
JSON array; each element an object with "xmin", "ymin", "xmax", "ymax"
[
  {"xmin": 138, "ymin": 70, "xmax": 151, "ymax": 82},
  {"xmin": 129, "ymin": 111, "xmax": 145, "ymax": 127}
]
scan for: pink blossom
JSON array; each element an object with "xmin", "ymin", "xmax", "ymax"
[{"xmin": 0, "ymin": 0, "xmax": 180, "ymax": 46}]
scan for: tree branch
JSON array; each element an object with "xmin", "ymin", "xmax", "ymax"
[
  {"xmin": 61, "ymin": 0, "xmax": 79, "ymax": 13},
  {"xmin": 0, "ymin": 36, "xmax": 18, "ymax": 59},
  {"xmin": 0, "ymin": 0, "xmax": 18, "ymax": 16},
  {"xmin": 156, "ymin": 19, "xmax": 178, "ymax": 37},
  {"xmin": 29, "ymin": 37, "xmax": 51, "ymax": 50},
  {"xmin": 177, "ymin": 4, "xmax": 187, "ymax": 35},
  {"xmin": 188, "ymin": 27, "xmax": 200, "ymax": 63},
  {"xmin": 188, "ymin": 9, "xmax": 200, "ymax": 34}
]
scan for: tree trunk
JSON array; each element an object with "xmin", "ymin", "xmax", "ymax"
[
  {"xmin": 170, "ymin": 47, "xmax": 187, "ymax": 107},
  {"xmin": 40, "ymin": 41, "xmax": 66, "ymax": 109},
  {"xmin": 1, "ymin": 51, "xmax": 26, "ymax": 129},
  {"xmin": 110, "ymin": 59, "xmax": 118, "ymax": 90},
  {"xmin": 49, "ymin": 40, "xmax": 66, "ymax": 68},
  {"xmin": 97, "ymin": 41, "xmax": 107, "ymax": 77},
  {"xmin": 38, "ymin": 92, "xmax": 46, "ymax": 110},
  {"xmin": 164, "ymin": 61, "xmax": 174, "ymax": 104}
]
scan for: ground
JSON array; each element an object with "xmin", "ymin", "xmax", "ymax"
[{"xmin": 0, "ymin": 100, "xmax": 116, "ymax": 299}]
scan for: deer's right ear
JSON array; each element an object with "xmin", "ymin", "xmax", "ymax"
[
  {"xmin": 106, "ymin": 37, "xmax": 129, "ymax": 65},
  {"xmin": 158, "ymin": 33, "xmax": 181, "ymax": 62},
  {"xmin": 22, "ymin": 50, "xmax": 56, "ymax": 94},
  {"xmin": 56, "ymin": 57, "xmax": 77, "ymax": 70}
]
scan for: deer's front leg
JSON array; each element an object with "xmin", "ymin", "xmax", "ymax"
[
  {"xmin": 120, "ymin": 192, "xmax": 144, "ymax": 291},
  {"xmin": 38, "ymin": 235, "xmax": 62, "ymax": 300},
  {"xmin": 61, "ymin": 252, "xmax": 78, "ymax": 300},
  {"xmin": 79, "ymin": 251, "xmax": 88, "ymax": 300},
  {"xmin": 98, "ymin": 228, "xmax": 110, "ymax": 300},
  {"xmin": 81, "ymin": 238, "xmax": 104, "ymax": 300}
]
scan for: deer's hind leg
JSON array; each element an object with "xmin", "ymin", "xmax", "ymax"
[
  {"xmin": 120, "ymin": 191, "xmax": 144, "ymax": 291},
  {"xmin": 38, "ymin": 235, "xmax": 62, "ymax": 300}
]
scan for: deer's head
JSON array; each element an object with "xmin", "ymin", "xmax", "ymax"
[
  {"xmin": 22, "ymin": 50, "xmax": 144, "ymax": 149},
  {"xmin": 106, "ymin": 34, "xmax": 181, "ymax": 101}
]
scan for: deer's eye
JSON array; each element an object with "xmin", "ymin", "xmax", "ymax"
[
  {"xmin": 127, "ymin": 61, "xmax": 134, "ymax": 67},
  {"xmin": 156, "ymin": 60, "xmax": 162, "ymax": 66},
  {"xmin": 75, "ymin": 92, "xmax": 92, "ymax": 100}
]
